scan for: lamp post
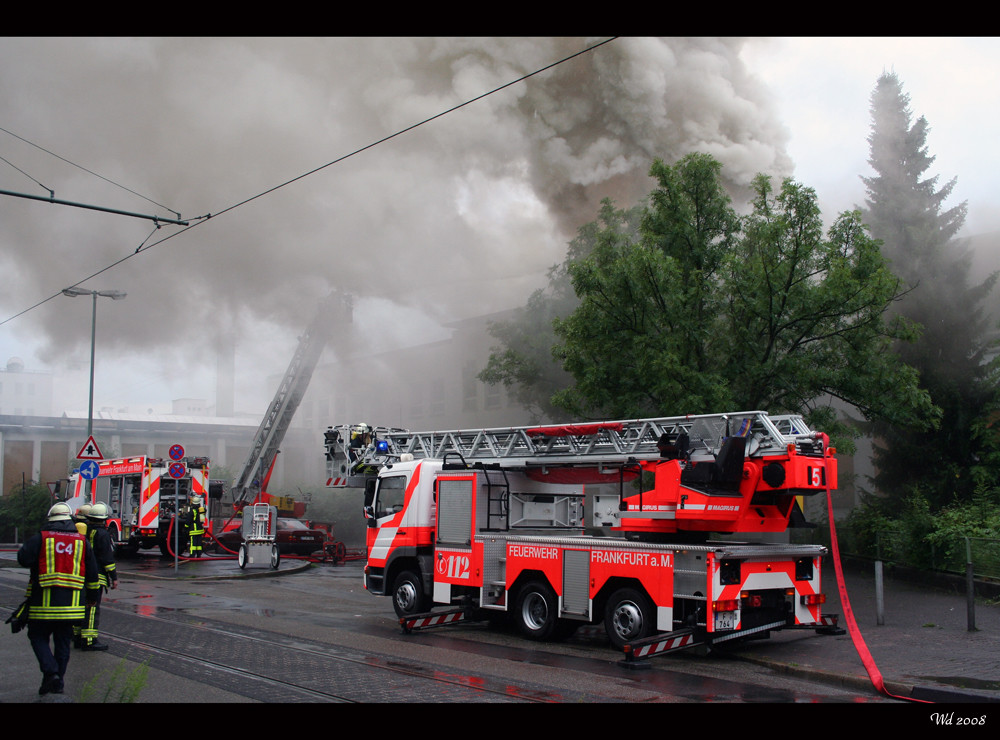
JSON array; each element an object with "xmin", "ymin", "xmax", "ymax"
[{"xmin": 62, "ymin": 287, "xmax": 127, "ymax": 452}]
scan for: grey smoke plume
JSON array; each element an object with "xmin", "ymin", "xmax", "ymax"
[{"xmin": 0, "ymin": 37, "xmax": 790, "ymax": 401}]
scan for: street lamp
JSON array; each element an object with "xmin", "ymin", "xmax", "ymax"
[{"xmin": 61, "ymin": 287, "xmax": 127, "ymax": 445}]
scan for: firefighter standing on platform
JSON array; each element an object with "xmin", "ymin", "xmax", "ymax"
[
  {"xmin": 77, "ymin": 502, "xmax": 118, "ymax": 651},
  {"xmin": 187, "ymin": 494, "xmax": 206, "ymax": 557},
  {"xmin": 17, "ymin": 502, "xmax": 101, "ymax": 695}
]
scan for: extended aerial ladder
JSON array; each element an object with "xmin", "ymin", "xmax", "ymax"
[
  {"xmin": 326, "ymin": 410, "xmax": 836, "ymax": 537},
  {"xmin": 327, "ymin": 410, "xmax": 824, "ymax": 481},
  {"xmin": 232, "ymin": 291, "xmax": 351, "ymax": 508}
]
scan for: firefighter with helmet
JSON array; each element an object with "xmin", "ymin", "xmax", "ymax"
[
  {"xmin": 74, "ymin": 503, "xmax": 92, "ymax": 536},
  {"xmin": 17, "ymin": 502, "xmax": 101, "ymax": 695},
  {"xmin": 187, "ymin": 494, "xmax": 206, "ymax": 557},
  {"xmin": 77, "ymin": 501, "xmax": 118, "ymax": 651}
]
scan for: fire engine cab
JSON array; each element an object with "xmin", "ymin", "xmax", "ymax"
[
  {"xmin": 64, "ymin": 455, "xmax": 215, "ymax": 556},
  {"xmin": 325, "ymin": 411, "xmax": 842, "ymax": 658}
]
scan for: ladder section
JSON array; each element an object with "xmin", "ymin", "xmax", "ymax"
[
  {"xmin": 380, "ymin": 411, "xmax": 816, "ymax": 467},
  {"xmin": 234, "ymin": 291, "xmax": 349, "ymax": 504}
]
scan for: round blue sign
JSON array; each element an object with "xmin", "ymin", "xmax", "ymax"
[
  {"xmin": 80, "ymin": 460, "xmax": 100, "ymax": 480},
  {"xmin": 168, "ymin": 462, "xmax": 187, "ymax": 479},
  {"xmin": 169, "ymin": 444, "xmax": 185, "ymax": 461}
]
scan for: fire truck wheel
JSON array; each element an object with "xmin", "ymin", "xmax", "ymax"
[
  {"xmin": 604, "ymin": 587, "xmax": 655, "ymax": 650},
  {"xmin": 392, "ymin": 570, "xmax": 430, "ymax": 618},
  {"xmin": 513, "ymin": 581, "xmax": 559, "ymax": 641},
  {"xmin": 238, "ymin": 544, "xmax": 248, "ymax": 569}
]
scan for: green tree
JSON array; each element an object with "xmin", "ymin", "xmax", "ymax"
[
  {"xmin": 485, "ymin": 152, "xmax": 936, "ymax": 453},
  {"xmin": 862, "ymin": 72, "xmax": 999, "ymax": 508}
]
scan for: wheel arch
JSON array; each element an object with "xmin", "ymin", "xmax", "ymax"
[
  {"xmin": 593, "ymin": 576, "xmax": 650, "ymax": 618},
  {"xmin": 506, "ymin": 569, "xmax": 554, "ymax": 603},
  {"xmin": 385, "ymin": 548, "xmax": 434, "ymax": 597}
]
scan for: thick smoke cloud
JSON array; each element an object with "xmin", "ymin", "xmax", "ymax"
[{"xmin": 0, "ymin": 37, "xmax": 790, "ymax": 407}]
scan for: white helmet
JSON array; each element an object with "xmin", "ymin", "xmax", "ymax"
[
  {"xmin": 47, "ymin": 502, "xmax": 73, "ymax": 522},
  {"xmin": 77, "ymin": 503, "xmax": 92, "ymax": 518},
  {"xmin": 88, "ymin": 502, "xmax": 110, "ymax": 520}
]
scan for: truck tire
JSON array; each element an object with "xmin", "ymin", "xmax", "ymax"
[
  {"xmin": 392, "ymin": 570, "xmax": 430, "ymax": 618},
  {"xmin": 604, "ymin": 587, "xmax": 655, "ymax": 650},
  {"xmin": 512, "ymin": 580, "xmax": 559, "ymax": 641}
]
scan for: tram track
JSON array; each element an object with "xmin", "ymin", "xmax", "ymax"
[{"xmin": 90, "ymin": 599, "xmax": 558, "ymax": 703}]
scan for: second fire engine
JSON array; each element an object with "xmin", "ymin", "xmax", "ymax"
[{"xmin": 63, "ymin": 455, "xmax": 215, "ymax": 556}]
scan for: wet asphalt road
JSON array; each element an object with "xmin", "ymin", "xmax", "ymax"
[{"xmin": 0, "ymin": 550, "xmax": 887, "ymax": 704}]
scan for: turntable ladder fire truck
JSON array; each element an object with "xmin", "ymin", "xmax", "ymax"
[{"xmin": 324, "ymin": 411, "xmax": 842, "ymax": 661}]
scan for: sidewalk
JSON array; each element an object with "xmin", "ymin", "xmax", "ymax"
[
  {"xmin": 729, "ymin": 558, "xmax": 1000, "ymax": 703},
  {"xmin": 1, "ymin": 550, "xmax": 998, "ymax": 703}
]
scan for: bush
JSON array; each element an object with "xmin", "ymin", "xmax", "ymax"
[{"xmin": 0, "ymin": 483, "xmax": 53, "ymax": 542}]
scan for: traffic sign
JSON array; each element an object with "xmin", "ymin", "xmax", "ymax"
[
  {"xmin": 169, "ymin": 444, "xmax": 185, "ymax": 461},
  {"xmin": 168, "ymin": 462, "xmax": 187, "ymax": 479},
  {"xmin": 79, "ymin": 460, "xmax": 100, "ymax": 480},
  {"xmin": 76, "ymin": 435, "xmax": 103, "ymax": 460}
]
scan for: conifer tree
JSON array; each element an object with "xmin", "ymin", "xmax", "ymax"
[{"xmin": 862, "ymin": 72, "xmax": 998, "ymax": 508}]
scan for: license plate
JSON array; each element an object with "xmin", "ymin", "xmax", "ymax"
[{"xmin": 714, "ymin": 611, "xmax": 737, "ymax": 631}]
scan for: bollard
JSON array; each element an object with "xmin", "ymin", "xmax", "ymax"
[
  {"xmin": 875, "ymin": 559, "xmax": 884, "ymax": 626},
  {"xmin": 966, "ymin": 537, "xmax": 976, "ymax": 632}
]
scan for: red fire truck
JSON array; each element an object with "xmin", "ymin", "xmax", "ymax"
[
  {"xmin": 324, "ymin": 411, "xmax": 841, "ymax": 659},
  {"xmin": 64, "ymin": 455, "xmax": 214, "ymax": 556}
]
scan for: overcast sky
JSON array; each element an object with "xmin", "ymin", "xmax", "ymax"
[{"xmin": 1, "ymin": 37, "xmax": 996, "ymax": 418}]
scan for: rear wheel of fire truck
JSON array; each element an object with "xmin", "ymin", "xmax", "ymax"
[
  {"xmin": 604, "ymin": 587, "xmax": 655, "ymax": 650},
  {"xmin": 392, "ymin": 570, "xmax": 430, "ymax": 618},
  {"xmin": 237, "ymin": 544, "xmax": 248, "ymax": 569},
  {"xmin": 512, "ymin": 580, "xmax": 559, "ymax": 641}
]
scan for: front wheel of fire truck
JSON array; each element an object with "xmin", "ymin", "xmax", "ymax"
[
  {"xmin": 604, "ymin": 587, "xmax": 655, "ymax": 650},
  {"xmin": 392, "ymin": 570, "xmax": 430, "ymax": 618},
  {"xmin": 513, "ymin": 580, "xmax": 559, "ymax": 641}
]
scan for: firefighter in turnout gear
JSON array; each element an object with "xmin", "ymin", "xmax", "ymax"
[
  {"xmin": 74, "ymin": 503, "xmax": 91, "ymax": 536},
  {"xmin": 17, "ymin": 502, "xmax": 101, "ymax": 695},
  {"xmin": 77, "ymin": 502, "xmax": 118, "ymax": 651},
  {"xmin": 186, "ymin": 494, "xmax": 206, "ymax": 557}
]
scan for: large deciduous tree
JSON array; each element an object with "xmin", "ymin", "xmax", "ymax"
[
  {"xmin": 862, "ymin": 72, "xmax": 998, "ymax": 507},
  {"xmin": 482, "ymin": 152, "xmax": 937, "ymax": 453}
]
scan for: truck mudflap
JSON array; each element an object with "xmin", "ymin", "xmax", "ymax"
[{"xmin": 622, "ymin": 613, "xmax": 843, "ymax": 664}]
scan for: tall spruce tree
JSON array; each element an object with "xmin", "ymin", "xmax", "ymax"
[{"xmin": 862, "ymin": 72, "xmax": 998, "ymax": 509}]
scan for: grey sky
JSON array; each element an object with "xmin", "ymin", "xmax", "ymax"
[{"xmin": 1, "ymin": 37, "xmax": 994, "ymax": 416}]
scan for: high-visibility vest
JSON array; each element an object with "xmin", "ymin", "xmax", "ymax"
[{"xmin": 38, "ymin": 531, "xmax": 87, "ymax": 590}]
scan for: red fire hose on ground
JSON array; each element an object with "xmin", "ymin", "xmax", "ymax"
[{"xmin": 825, "ymin": 486, "xmax": 928, "ymax": 703}]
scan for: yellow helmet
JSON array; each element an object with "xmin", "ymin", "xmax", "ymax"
[{"xmin": 77, "ymin": 504, "xmax": 92, "ymax": 518}]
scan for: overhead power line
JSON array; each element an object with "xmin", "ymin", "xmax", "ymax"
[{"xmin": 0, "ymin": 36, "xmax": 618, "ymax": 329}]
